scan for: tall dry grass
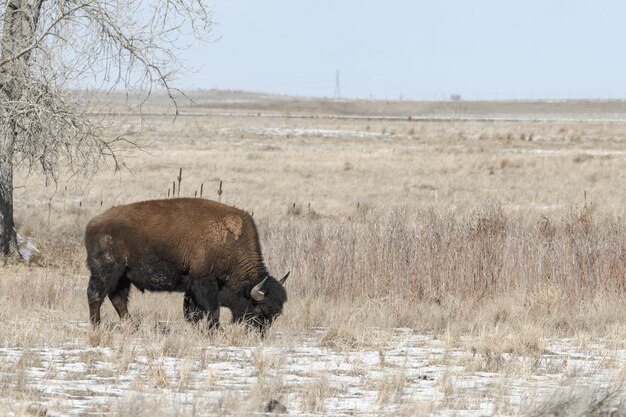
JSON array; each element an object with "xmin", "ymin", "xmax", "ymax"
[
  {"xmin": 3, "ymin": 201, "xmax": 623, "ymax": 343},
  {"xmin": 264, "ymin": 204, "xmax": 625, "ymax": 302},
  {"xmin": 258, "ymin": 204, "xmax": 624, "ymax": 338}
]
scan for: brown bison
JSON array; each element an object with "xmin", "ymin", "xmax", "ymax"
[{"xmin": 84, "ymin": 198, "xmax": 288, "ymax": 334}]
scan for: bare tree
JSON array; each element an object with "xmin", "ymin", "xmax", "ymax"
[{"xmin": 0, "ymin": 0, "xmax": 212, "ymax": 256}]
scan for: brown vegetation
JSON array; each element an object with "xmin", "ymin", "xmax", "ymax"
[{"xmin": 1, "ymin": 94, "xmax": 625, "ymax": 415}]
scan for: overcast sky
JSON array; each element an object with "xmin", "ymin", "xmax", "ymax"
[{"xmin": 178, "ymin": 1, "xmax": 626, "ymax": 100}]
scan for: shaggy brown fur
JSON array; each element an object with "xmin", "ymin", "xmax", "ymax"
[{"xmin": 84, "ymin": 198, "xmax": 288, "ymax": 333}]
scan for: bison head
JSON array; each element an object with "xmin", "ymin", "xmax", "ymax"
[
  {"xmin": 239, "ymin": 272, "xmax": 289, "ymax": 335},
  {"xmin": 249, "ymin": 272, "xmax": 289, "ymax": 334}
]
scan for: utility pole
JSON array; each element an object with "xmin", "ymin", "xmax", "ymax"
[{"xmin": 333, "ymin": 69, "xmax": 341, "ymax": 99}]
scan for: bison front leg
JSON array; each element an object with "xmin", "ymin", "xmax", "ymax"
[
  {"xmin": 183, "ymin": 290, "xmax": 204, "ymax": 323},
  {"xmin": 185, "ymin": 279, "xmax": 220, "ymax": 330}
]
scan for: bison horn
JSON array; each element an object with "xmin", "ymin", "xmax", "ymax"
[
  {"xmin": 279, "ymin": 271, "xmax": 290, "ymax": 286},
  {"xmin": 251, "ymin": 277, "xmax": 268, "ymax": 301}
]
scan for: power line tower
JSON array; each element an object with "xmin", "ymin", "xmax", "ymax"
[{"xmin": 333, "ymin": 69, "xmax": 341, "ymax": 99}]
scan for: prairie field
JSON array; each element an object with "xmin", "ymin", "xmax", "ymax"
[{"xmin": 1, "ymin": 92, "xmax": 626, "ymax": 416}]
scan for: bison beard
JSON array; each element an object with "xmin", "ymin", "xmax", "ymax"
[{"xmin": 84, "ymin": 198, "xmax": 288, "ymax": 335}]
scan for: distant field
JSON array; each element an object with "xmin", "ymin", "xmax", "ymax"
[
  {"xmin": 18, "ymin": 91, "xmax": 626, "ymax": 219},
  {"xmin": 2, "ymin": 92, "xmax": 625, "ymax": 416}
]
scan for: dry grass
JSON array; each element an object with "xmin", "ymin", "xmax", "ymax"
[
  {"xmin": 1, "ymin": 93, "xmax": 625, "ymax": 415},
  {"xmin": 300, "ymin": 376, "xmax": 332, "ymax": 412},
  {"xmin": 526, "ymin": 381, "xmax": 626, "ymax": 417}
]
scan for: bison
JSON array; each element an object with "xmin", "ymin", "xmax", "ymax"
[{"xmin": 84, "ymin": 198, "xmax": 288, "ymax": 334}]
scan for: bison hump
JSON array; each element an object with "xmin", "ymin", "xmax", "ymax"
[{"xmin": 224, "ymin": 214, "xmax": 243, "ymax": 240}]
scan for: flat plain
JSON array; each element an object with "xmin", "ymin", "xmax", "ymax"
[{"xmin": 2, "ymin": 92, "xmax": 625, "ymax": 416}]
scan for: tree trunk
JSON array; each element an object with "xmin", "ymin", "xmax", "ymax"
[
  {"xmin": 0, "ymin": 0, "xmax": 44, "ymax": 257},
  {"xmin": 0, "ymin": 137, "xmax": 18, "ymax": 255}
]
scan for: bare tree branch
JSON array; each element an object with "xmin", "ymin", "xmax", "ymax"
[{"xmin": 0, "ymin": 0, "xmax": 213, "ymax": 255}]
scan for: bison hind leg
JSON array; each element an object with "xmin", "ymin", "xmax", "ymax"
[
  {"xmin": 87, "ymin": 275, "xmax": 107, "ymax": 326},
  {"xmin": 108, "ymin": 275, "xmax": 131, "ymax": 322},
  {"xmin": 87, "ymin": 260, "xmax": 127, "ymax": 327}
]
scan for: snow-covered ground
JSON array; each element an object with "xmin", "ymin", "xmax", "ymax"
[
  {"xmin": 0, "ymin": 330, "xmax": 624, "ymax": 416},
  {"xmin": 217, "ymin": 127, "xmax": 392, "ymax": 139}
]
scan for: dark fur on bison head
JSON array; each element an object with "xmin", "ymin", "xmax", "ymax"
[{"xmin": 223, "ymin": 272, "xmax": 289, "ymax": 335}]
